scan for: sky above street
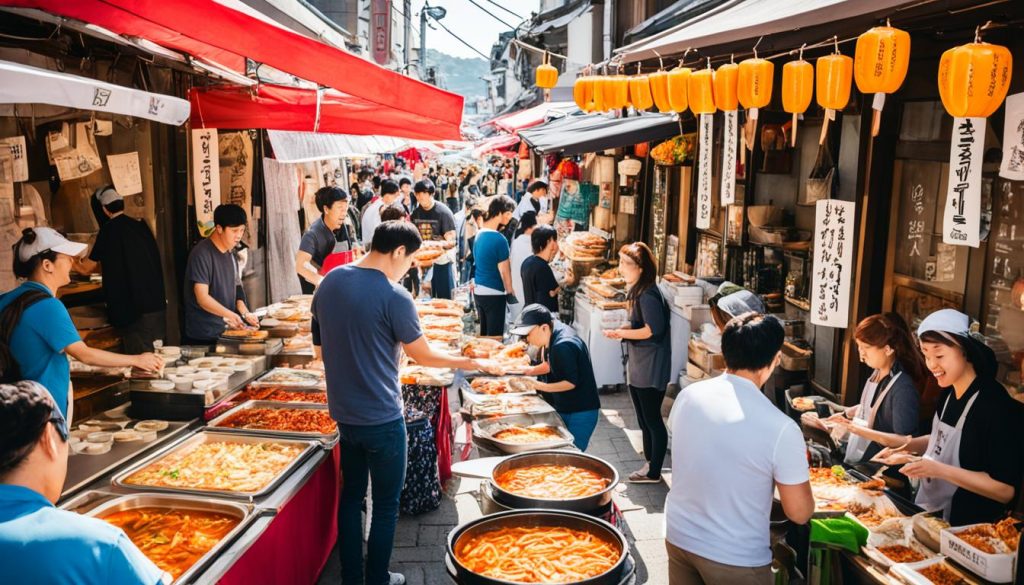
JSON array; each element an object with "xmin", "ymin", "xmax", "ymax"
[{"xmin": 416, "ymin": 0, "xmax": 539, "ymax": 59}]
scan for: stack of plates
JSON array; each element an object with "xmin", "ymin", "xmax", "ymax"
[{"xmin": 672, "ymin": 285, "xmax": 704, "ymax": 308}]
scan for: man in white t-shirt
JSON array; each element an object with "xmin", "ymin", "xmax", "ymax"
[
  {"xmin": 665, "ymin": 312, "xmax": 813, "ymax": 585},
  {"xmin": 508, "ymin": 210, "xmax": 538, "ymax": 322},
  {"xmin": 361, "ymin": 179, "xmax": 400, "ymax": 249}
]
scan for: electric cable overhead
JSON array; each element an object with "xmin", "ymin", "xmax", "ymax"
[
  {"xmin": 462, "ymin": 0, "xmax": 517, "ymax": 30},
  {"xmin": 426, "ymin": 17, "xmax": 491, "ymax": 59},
  {"xmin": 479, "ymin": 0, "xmax": 523, "ymax": 21}
]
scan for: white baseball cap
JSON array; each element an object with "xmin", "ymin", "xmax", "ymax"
[
  {"xmin": 94, "ymin": 186, "xmax": 123, "ymax": 206},
  {"xmin": 16, "ymin": 227, "xmax": 88, "ymax": 262}
]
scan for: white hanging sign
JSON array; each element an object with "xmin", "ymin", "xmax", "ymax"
[
  {"xmin": 696, "ymin": 113, "xmax": 714, "ymax": 229},
  {"xmin": 106, "ymin": 152, "xmax": 143, "ymax": 196},
  {"xmin": 942, "ymin": 117, "xmax": 985, "ymax": 247},
  {"xmin": 720, "ymin": 110, "xmax": 737, "ymax": 206},
  {"xmin": 999, "ymin": 92, "xmax": 1024, "ymax": 181},
  {"xmin": 191, "ymin": 128, "xmax": 220, "ymax": 237},
  {"xmin": 811, "ymin": 199, "xmax": 855, "ymax": 328}
]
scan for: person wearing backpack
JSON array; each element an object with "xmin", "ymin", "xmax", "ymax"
[{"xmin": 0, "ymin": 228, "xmax": 163, "ymax": 422}]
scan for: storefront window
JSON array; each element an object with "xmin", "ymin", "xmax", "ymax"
[{"xmin": 983, "ymin": 178, "xmax": 1024, "ymax": 400}]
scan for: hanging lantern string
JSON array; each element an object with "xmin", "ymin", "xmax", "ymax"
[
  {"xmin": 752, "ymin": 36, "xmax": 763, "ymax": 59},
  {"xmin": 975, "ymin": 20, "xmax": 994, "ymax": 42},
  {"xmin": 797, "ymin": 42, "xmax": 806, "ymax": 60}
]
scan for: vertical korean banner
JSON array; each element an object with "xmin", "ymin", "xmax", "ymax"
[
  {"xmin": 191, "ymin": 129, "xmax": 220, "ymax": 238},
  {"xmin": 811, "ymin": 199, "xmax": 855, "ymax": 328},
  {"xmin": 696, "ymin": 114, "xmax": 714, "ymax": 229},
  {"xmin": 943, "ymin": 117, "xmax": 984, "ymax": 247},
  {"xmin": 371, "ymin": 0, "xmax": 392, "ymax": 66},
  {"xmin": 720, "ymin": 110, "xmax": 737, "ymax": 206},
  {"xmin": 218, "ymin": 132, "xmax": 255, "ymax": 248}
]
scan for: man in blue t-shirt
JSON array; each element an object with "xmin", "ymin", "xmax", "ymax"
[
  {"xmin": 0, "ymin": 381, "xmax": 167, "ymax": 585},
  {"xmin": 311, "ymin": 221, "xmax": 498, "ymax": 585}
]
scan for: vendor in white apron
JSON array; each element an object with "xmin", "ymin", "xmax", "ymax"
[
  {"xmin": 815, "ymin": 313, "xmax": 923, "ymax": 466},
  {"xmin": 296, "ymin": 186, "xmax": 359, "ymax": 294},
  {"xmin": 880, "ymin": 309, "xmax": 1023, "ymax": 525}
]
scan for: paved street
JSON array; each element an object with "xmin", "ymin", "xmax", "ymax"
[{"xmin": 318, "ymin": 387, "xmax": 674, "ymax": 584}]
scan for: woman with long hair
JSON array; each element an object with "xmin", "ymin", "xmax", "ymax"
[
  {"xmin": 879, "ymin": 309, "xmax": 1023, "ymax": 525},
  {"xmin": 603, "ymin": 242, "xmax": 671, "ymax": 483},
  {"xmin": 472, "ymin": 195, "xmax": 516, "ymax": 337},
  {"xmin": 823, "ymin": 313, "xmax": 926, "ymax": 465}
]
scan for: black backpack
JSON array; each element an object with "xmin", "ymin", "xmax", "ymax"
[{"xmin": 0, "ymin": 289, "xmax": 50, "ymax": 383}]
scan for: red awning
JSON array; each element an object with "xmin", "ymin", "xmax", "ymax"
[
  {"xmin": 472, "ymin": 134, "xmax": 520, "ymax": 159},
  {"xmin": 5, "ymin": 0, "xmax": 463, "ymax": 136},
  {"xmin": 191, "ymin": 85, "xmax": 461, "ymax": 141},
  {"xmin": 493, "ymin": 102, "xmax": 578, "ymax": 133}
]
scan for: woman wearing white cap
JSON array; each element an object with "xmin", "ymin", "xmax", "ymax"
[
  {"xmin": 879, "ymin": 309, "xmax": 1023, "ymax": 525},
  {"xmin": 0, "ymin": 228, "xmax": 163, "ymax": 422}
]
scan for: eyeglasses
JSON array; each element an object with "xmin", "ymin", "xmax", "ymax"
[{"xmin": 48, "ymin": 403, "xmax": 68, "ymax": 442}]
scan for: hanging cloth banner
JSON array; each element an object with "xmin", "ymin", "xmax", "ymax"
[
  {"xmin": 191, "ymin": 129, "xmax": 220, "ymax": 237},
  {"xmin": 942, "ymin": 117, "xmax": 984, "ymax": 248},
  {"xmin": 720, "ymin": 110, "xmax": 737, "ymax": 206},
  {"xmin": 811, "ymin": 199, "xmax": 855, "ymax": 328},
  {"xmin": 696, "ymin": 113, "xmax": 714, "ymax": 229}
]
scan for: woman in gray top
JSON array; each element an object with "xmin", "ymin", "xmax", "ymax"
[{"xmin": 604, "ymin": 242, "xmax": 671, "ymax": 483}]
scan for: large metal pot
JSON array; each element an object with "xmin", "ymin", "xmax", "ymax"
[
  {"xmin": 446, "ymin": 509, "xmax": 631, "ymax": 585},
  {"xmin": 488, "ymin": 450, "xmax": 618, "ymax": 513}
]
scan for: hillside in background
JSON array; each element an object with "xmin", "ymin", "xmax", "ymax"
[{"xmin": 426, "ymin": 49, "xmax": 488, "ymax": 105}]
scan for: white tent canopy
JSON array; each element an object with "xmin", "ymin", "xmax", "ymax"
[
  {"xmin": 268, "ymin": 131, "xmax": 412, "ymax": 163},
  {"xmin": 616, "ymin": 0, "xmax": 916, "ymax": 62},
  {"xmin": 0, "ymin": 59, "xmax": 190, "ymax": 125}
]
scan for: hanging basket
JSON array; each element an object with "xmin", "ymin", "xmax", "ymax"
[{"xmin": 651, "ymin": 135, "xmax": 695, "ymax": 166}]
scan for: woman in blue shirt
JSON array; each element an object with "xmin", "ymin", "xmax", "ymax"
[
  {"xmin": 1, "ymin": 228, "xmax": 162, "ymax": 421},
  {"xmin": 472, "ymin": 196, "xmax": 517, "ymax": 337},
  {"xmin": 0, "ymin": 381, "xmax": 166, "ymax": 584}
]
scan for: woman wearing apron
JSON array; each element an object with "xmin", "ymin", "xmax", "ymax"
[
  {"xmin": 295, "ymin": 187, "xmax": 358, "ymax": 294},
  {"xmin": 815, "ymin": 313, "xmax": 925, "ymax": 466},
  {"xmin": 881, "ymin": 309, "xmax": 1023, "ymax": 525}
]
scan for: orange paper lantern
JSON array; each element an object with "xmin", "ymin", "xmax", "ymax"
[
  {"xmin": 782, "ymin": 60, "xmax": 813, "ymax": 114},
  {"xmin": 667, "ymin": 66, "xmax": 692, "ymax": 113},
  {"xmin": 737, "ymin": 58, "xmax": 774, "ymax": 110},
  {"xmin": 629, "ymin": 75, "xmax": 655, "ymax": 111},
  {"xmin": 591, "ymin": 76, "xmax": 607, "ymax": 112},
  {"xmin": 815, "ymin": 54, "xmax": 853, "ymax": 111},
  {"xmin": 713, "ymin": 63, "xmax": 739, "ymax": 111},
  {"xmin": 854, "ymin": 25, "xmax": 911, "ymax": 95},
  {"xmin": 938, "ymin": 42, "xmax": 1013, "ymax": 118},
  {"xmin": 605, "ymin": 75, "xmax": 630, "ymax": 110},
  {"xmin": 535, "ymin": 61, "xmax": 558, "ymax": 89},
  {"xmin": 573, "ymin": 76, "xmax": 593, "ymax": 111},
  {"xmin": 649, "ymin": 70, "xmax": 672, "ymax": 113},
  {"xmin": 688, "ymin": 68, "xmax": 716, "ymax": 115}
]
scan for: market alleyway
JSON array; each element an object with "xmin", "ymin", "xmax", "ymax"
[{"xmin": 317, "ymin": 388, "xmax": 674, "ymax": 584}]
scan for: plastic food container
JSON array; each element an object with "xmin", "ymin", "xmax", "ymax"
[{"xmin": 150, "ymin": 379, "xmax": 175, "ymax": 392}]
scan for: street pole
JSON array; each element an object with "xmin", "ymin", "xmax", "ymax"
[
  {"xmin": 403, "ymin": 0, "xmax": 412, "ymax": 73},
  {"xmin": 419, "ymin": 7, "xmax": 427, "ymax": 79}
]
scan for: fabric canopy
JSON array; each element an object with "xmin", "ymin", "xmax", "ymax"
[
  {"xmin": 190, "ymin": 85, "xmax": 462, "ymax": 141},
  {"xmin": 267, "ymin": 131, "xmax": 411, "ymax": 163},
  {"xmin": 622, "ymin": 0, "xmax": 728, "ymax": 46},
  {"xmin": 493, "ymin": 102, "xmax": 578, "ymax": 133},
  {"xmin": 4, "ymin": 0, "xmax": 463, "ymax": 136},
  {"xmin": 0, "ymin": 59, "xmax": 189, "ymax": 124},
  {"xmin": 520, "ymin": 113, "xmax": 679, "ymax": 155},
  {"xmin": 472, "ymin": 134, "xmax": 520, "ymax": 159},
  {"xmin": 617, "ymin": 0, "xmax": 916, "ymax": 62}
]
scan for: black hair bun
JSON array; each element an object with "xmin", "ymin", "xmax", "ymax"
[{"xmin": 20, "ymin": 228, "xmax": 36, "ymax": 243}]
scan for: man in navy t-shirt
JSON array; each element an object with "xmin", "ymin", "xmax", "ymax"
[{"xmin": 311, "ymin": 221, "xmax": 498, "ymax": 585}]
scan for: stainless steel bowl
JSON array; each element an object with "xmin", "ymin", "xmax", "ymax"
[
  {"xmin": 446, "ymin": 509, "xmax": 629, "ymax": 585},
  {"xmin": 489, "ymin": 450, "xmax": 618, "ymax": 513}
]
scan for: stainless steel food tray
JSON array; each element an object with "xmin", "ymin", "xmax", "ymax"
[
  {"xmin": 111, "ymin": 430, "xmax": 317, "ymax": 500},
  {"xmin": 206, "ymin": 400, "xmax": 338, "ymax": 446},
  {"xmin": 461, "ymin": 393, "xmax": 555, "ymax": 419},
  {"xmin": 249, "ymin": 367, "xmax": 325, "ymax": 388},
  {"xmin": 82, "ymin": 493, "xmax": 258, "ymax": 584},
  {"xmin": 460, "ymin": 375, "xmax": 537, "ymax": 398},
  {"xmin": 472, "ymin": 412, "xmax": 574, "ymax": 453}
]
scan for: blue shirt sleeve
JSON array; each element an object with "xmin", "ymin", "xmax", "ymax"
[
  {"xmin": 105, "ymin": 533, "xmax": 167, "ymax": 585},
  {"xmin": 27, "ymin": 299, "xmax": 81, "ymax": 353},
  {"xmin": 186, "ymin": 245, "xmax": 214, "ymax": 286},
  {"xmin": 389, "ymin": 291, "xmax": 423, "ymax": 345},
  {"xmin": 492, "ymin": 233, "xmax": 509, "ymax": 263}
]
